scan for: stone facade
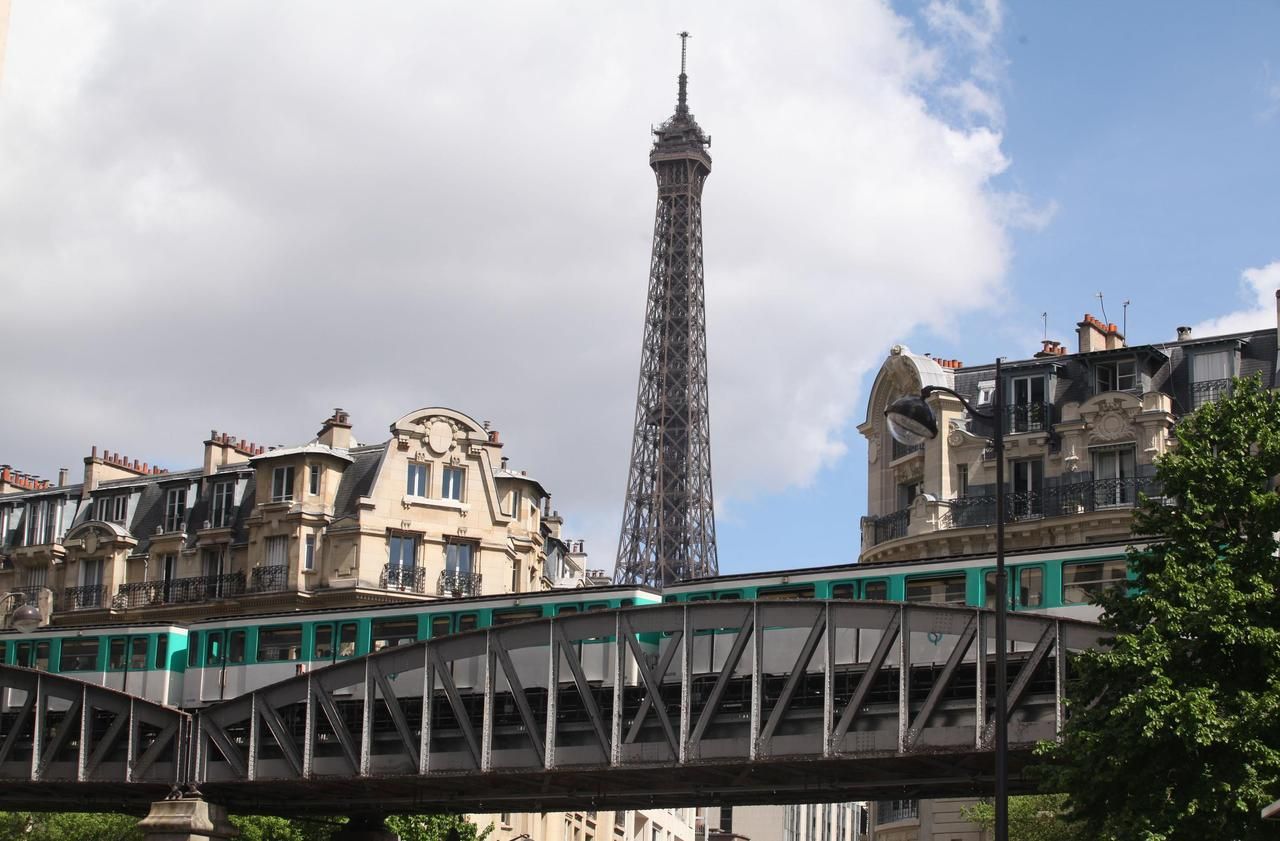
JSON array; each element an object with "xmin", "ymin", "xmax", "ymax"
[{"xmin": 0, "ymin": 407, "xmax": 588, "ymax": 628}]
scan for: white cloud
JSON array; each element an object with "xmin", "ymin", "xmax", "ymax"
[
  {"xmin": 0, "ymin": 1, "xmax": 1021, "ymax": 570},
  {"xmin": 1191, "ymin": 261, "xmax": 1280, "ymax": 337}
]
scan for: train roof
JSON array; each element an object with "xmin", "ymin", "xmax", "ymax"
[{"xmin": 665, "ymin": 539, "xmax": 1140, "ymax": 590}]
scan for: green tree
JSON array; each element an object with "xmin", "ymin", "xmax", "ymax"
[
  {"xmin": 1045, "ymin": 376, "xmax": 1280, "ymax": 839},
  {"xmin": 960, "ymin": 795, "xmax": 1088, "ymax": 841},
  {"xmin": 386, "ymin": 813, "xmax": 485, "ymax": 841},
  {"xmin": 0, "ymin": 811, "xmax": 144, "ymax": 841}
]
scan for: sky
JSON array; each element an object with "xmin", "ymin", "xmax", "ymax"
[{"xmin": 0, "ymin": 2, "xmax": 1277, "ymax": 578}]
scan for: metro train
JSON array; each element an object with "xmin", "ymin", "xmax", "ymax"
[{"xmin": 0, "ymin": 542, "xmax": 1129, "ymax": 711}]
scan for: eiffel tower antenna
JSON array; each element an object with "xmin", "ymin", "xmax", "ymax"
[{"xmin": 615, "ymin": 33, "xmax": 718, "ymax": 587}]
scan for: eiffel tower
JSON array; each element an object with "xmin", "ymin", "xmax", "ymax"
[{"xmin": 615, "ymin": 33, "xmax": 718, "ymax": 587}]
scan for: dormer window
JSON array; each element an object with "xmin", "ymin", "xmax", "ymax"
[
  {"xmin": 976, "ymin": 380, "xmax": 995, "ymax": 406},
  {"xmin": 271, "ymin": 466, "xmax": 295, "ymax": 502},
  {"xmin": 1190, "ymin": 349, "xmax": 1233, "ymax": 408},
  {"xmin": 210, "ymin": 481, "xmax": 234, "ymax": 528},
  {"xmin": 1095, "ymin": 360, "xmax": 1136, "ymax": 393},
  {"xmin": 163, "ymin": 487, "xmax": 186, "ymax": 533},
  {"xmin": 95, "ymin": 494, "xmax": 128, "ymax": 524}
]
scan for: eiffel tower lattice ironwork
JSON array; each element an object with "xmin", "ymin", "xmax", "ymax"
[{"xmin": 615, "ymin": 33, "xmax": 718, "ymax": 587}]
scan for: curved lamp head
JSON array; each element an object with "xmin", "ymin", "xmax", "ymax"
[
  {"xmin": 10, "ymin": 601, "xmax": 42, "ymax": 634},
  {"xmin": 884, "ymin": 393, "xmax": 939, "ymax": 447}
]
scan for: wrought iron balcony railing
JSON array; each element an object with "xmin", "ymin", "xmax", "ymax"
[
  {"xmin": 380, "ymin": 563, "xmax": 427, "ymax": 594},
  {"xmin": 439, "ymin": 569, "xmax": 482, "ymax": 597},
  {"xmin": 868, "ymin": 508, "xmax": 910, "ymax": 546},
  {"xmin": 891, "ymin": 438, "xmax": 924, "ymax": 460},
  {"xmin": 63, "ymin": 584, "xmax": 106, "ymax": 610},
  {"xmin": 250, "ymin": 564, "xmax": 288, "ymax": 593},
  {"xmin": 1190, "ymin": 378, "xmax": 1231, "ymax": 409},
  {"xmin": 112, "ymin": 572, "xmax": 245, "ymax": 609},
  {"xmin": 1004, "ymin": 401, "xmax": 1053, "ymax": 433},
  {"xmin": 937, "ymin": 477, "xmax": 1160, "ymax": 529}
]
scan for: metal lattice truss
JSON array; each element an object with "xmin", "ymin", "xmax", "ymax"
[
  {"xmin": 189, "ymin": 602, "xmax": 1104, "ymax": 814},
  {"xmin": 0, "ymin": 664, "xmax": 190, "ymax": 804},
  {"xmin": 615, "ymin": 86, "xmax": 718, "ymax": 587}
]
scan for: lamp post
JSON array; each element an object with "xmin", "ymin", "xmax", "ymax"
[
  {"xmin": 884, "ymin": 358, "xmax": 1007, "ymax": 841},
  {"xmin": 1, "ymin": 591, "xmax": 45, "ymax": 634}
]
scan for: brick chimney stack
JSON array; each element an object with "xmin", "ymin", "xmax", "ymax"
[{"xmin": 1077, "ymin": 313, "xmax": 1124, "ymax": 353}]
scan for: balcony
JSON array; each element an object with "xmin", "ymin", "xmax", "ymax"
[
  {"xmin": 250, "ymin": 564, "xmax": 289, "ymax": 593},
  {"xmin": 63, "ymin": 584, "xmax": 107, "ymax": 610},
  {"xmin": 938, "ymin": 477, "xmax": 1160, "ymax": 529},
  {"xmin": 1004, "ymin": 401, "xmax": 1053, "ymax": 434},
  {"xmin": 868, "ymin": 509, "xmax": 910, "ymax": 545},
  {"xmin": 1190, "ymin": 378, "xmax": 1231, "ymax": 409},
  {"xmin": 112, "ymin": 572, "xmax": 246, "ymax": 609},
  {"xmin": 380, "ymin": 563, "xmax": 426, "ymax": 594},
  {"xmin": 439, "ymin": 570, "xmax": 482, "ymax": 597}
]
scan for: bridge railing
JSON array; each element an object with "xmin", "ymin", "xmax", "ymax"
[{"xmin": 192, "ymin": 600, "xmax": 1104, "ymax": 809}]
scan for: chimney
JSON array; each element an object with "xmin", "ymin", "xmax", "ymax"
[
  {"xmin": 1177, "ymin": 326, "xmax": 1193, "ymax": 342},
  {"xmin": 500, "ymin": 456, "xmax": 510, "ymax": 470},
  {"xmin": 1076, "ymin": 314, "xmax": 1110, "ymax": 354},
  {"xmin": 317, "ymin": 408, "xmax": 353, "ymax": 450},
  {"xmin": 57, "ymin": 468, "xmax": 69, "ymax": 487},
  {"xmin": 1104, "ymin": 322, "xmax": 1125, "ymax": 350}
]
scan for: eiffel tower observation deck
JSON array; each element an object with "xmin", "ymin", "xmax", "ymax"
[{"xmin": 616, "ymin": 33, "xmax": 718, "ymax": 587}]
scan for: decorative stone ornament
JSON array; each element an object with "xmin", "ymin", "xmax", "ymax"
[{"xmin": 426, "ymin": 419, "xmax": 454, "ymax": 455}]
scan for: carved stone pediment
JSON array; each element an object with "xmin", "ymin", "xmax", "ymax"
[{"xmin": 1080, "ymin": 394, "xmax": 1141, "ymax": 444}]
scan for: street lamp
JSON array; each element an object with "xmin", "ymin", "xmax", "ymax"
[
  {"xmin": 1, "ymin": 591, "xmax": 44, "ymax": 634},
  {"xmin": 884, "ymin": 358, "xmax": 1008, "ymax": 841}
]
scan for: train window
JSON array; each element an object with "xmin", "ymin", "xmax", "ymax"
[
  {"xmin": 906, "ymin": 574, "xmax": 966, "ymax": 605},
  {"xmin": 206, "ymin": 634, "xmax": 224, "ymax": 667},
  {"xmin": 757, "ymin": 585, "xmax": 815, "ymax": 601},
  {"xmin": 663, "ymin": 595, "xmax": 679, "ymax": 603},
  {"xmin": 493, "ymin": 608, "xmax": 543, "ymax": 625},
  {"xmin": 619, "ymin": 599, "xmax": 634, "ymax": 607},
  {"xmin": 373, "ymin": 618, "xmax": 417, "ymax": 651},
  {"xmin": 690, "ymin": 594, "xmax": 712, "ymax": 602},
  {"xmin": 60, "ymin": 638, "xmax": 98, "ymax": 671},
  {"xmin": 338, "ymin": 622, "xmax": 358, "ymax": 657},
  {"xmin": 429, "ymin": 616, "xmax": 452, "ymax": 638},
  {"xmin": 155, "ymin": 636, "xmax": 169, "ymax": 669},
  {"xmin": 863, "ymin": 580, "xmax": 888, "ymax": 600},
  {"xmin": 129, "ymin": 637, "xmax": 148, "ymax": 670},
  {"xmin": 0, "ymin": 640, "xmax": 6, "ymax": 664},
  {"xmin": 1063, "ymin": 559, "xmax": 1127, "ymax": 604},
  {"xmin": 984, "ymin": 571, "xmax": 1002, "ymax": 609},
  {"xmin": 315, "ymin": 625, "xmax": 334, "ymax": 659},
  {"xmin": 457, "ymin": 614, "xmax": 478, "ymax": 632},
  {"xmin": 1019, "ymin": 568, "xmax": 1044, "ymax": 608},
  {"xmin": 586, "ymin": 603, "xmax": 608, "ymax": 612},
  {"xmin": 188, "ymin": 634, "xmax": 201, "ymax": 667},
  {"xmin": 110, "ymin": 638, "xmax": 128, "ymax": 670},
  {"xmin": 228, "ymin": 630, "xmax": 246, "ymax": 665},
  {"xmin": 557, "ymin": 605, "xmax": 579, "ymax": 616},
  {"xmin": 717, "ymin": 592, "xmax": 740, "ymax": 601},
  {"xmin": 258, "ymin": 625, "xmax": 303, "ymax": 661},
  {"xmin": 34, "ymin": 641, "xmax": 50, "ymax": 671},
  {"xmin": 831, "ymin": 583, "xmax": 855, "ymax": 600}
]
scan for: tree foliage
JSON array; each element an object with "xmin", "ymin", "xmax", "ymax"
[
  {"xmin": 0, "ymin": 810, "xmax": 481, "ymax": 841},
  {"xmin": 1044, "ymin": 376, "xmax": 1280, "ymax": 839},
  {"xmin": 960, "ymin": 795, "xmax": 1088, "ymax": 841}
]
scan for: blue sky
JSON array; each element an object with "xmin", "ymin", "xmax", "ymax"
[{"xmin": 715, "ymin": 1, "xmax": 1280, "ymax": 575}]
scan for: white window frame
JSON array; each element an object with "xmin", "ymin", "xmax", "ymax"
[
  {"xmin": 1095, "ymin": 359, "xmax": 1137, "ymax": 393},
  {"xmin": 271, "ymin": 466, "xmax": 295, "ymax": 502},
  {"xmin": 304, "ymin": 534, "xmax": 316, "ymax": 571},
  {"xmin": 509, "ymin": 489, "xmax": 522, "ymax": 519},
  {"xmin": 211, "ymin": 481, "xmax": 234, "ymax": 528},
  {"xmin": 164, "ymin": 487, "xmax": 186, "ymax": 533},
  {"xmin": 406, "ymin": 462, "xmax": 429, "ymax": 497},
  {"xmin": 308, "ymin": 464, "xmax": 321, "ymax": 496},
  {"xmin": 442, "ymin": 466, "xmax": 466, "ymax": 501}
]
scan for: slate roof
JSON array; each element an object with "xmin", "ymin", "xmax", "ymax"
[{"xmin": 332, "ymin": 443, "xmax": 386, "ymax": 521}]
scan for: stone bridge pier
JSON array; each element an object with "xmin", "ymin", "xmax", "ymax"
[{"xmin": 137, "ymin": 797, "xmax": 400, "ymax": 841}]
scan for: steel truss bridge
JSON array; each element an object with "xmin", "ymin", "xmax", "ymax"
[{"xmin": 0, "ymin": 602, "xmax": 1104, "ymax": 814}]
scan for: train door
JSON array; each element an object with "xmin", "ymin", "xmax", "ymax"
[
  {"xmin": 106, "ymin": 635, "xmax": 151, "ymax": 696},
  {"xmin": 983, "ymin": 564, "xmax": 1045, "ymax": 612},
  {"xmin": 312, "ymin": 620, "xmax": 359, "ymax": 666},
  {"xmin": 199, "ymin": 629, "xmax": 245, "ymax": 702},
  {"xmin": 13, "ymin": 639, "xmax": 51, "ymax": 671}
]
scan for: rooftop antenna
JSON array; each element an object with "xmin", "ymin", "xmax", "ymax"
[
  {"xmin": 676, "ymin": 31, "xmax": 690, "ymax": 115},
  {"xmin": 1122, "ymin": 299, "xmax": 1130, "ymax": 337},
  {"xmin": 1041, "ymin": 312, "xmax": 1048, "ymax": 341},
  {"xmin": 1096, "ymin": 292, "xmax": 1109, "ymax": 327}
]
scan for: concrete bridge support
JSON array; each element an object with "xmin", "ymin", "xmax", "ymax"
[{"xmin": 138, "ymin": 797, "xmax": 238, "ymax": 841}]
